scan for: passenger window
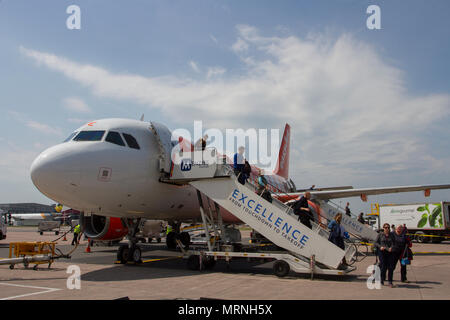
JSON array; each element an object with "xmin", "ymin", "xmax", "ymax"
[
  {"xmin": 63, "ymin": 131, "xmax": 78, "ymax": 142},
  {"xmin": 73, "ymin": 131, "xmax": 105, "ymax": 141},
  {"xmin": 123, "ymin": 133, "xmax": 140, "ymax": 150},
  {"xmin": 105, "ymin": 131, "xmax": 125, "ymax": 147}
]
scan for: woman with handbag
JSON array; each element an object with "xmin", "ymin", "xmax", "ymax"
[
  {"xmin": 374, "ymin": 223, "xmax": 396, "ymax": 287},
  {"xmin": 392, "ymin": 225, "xmax": 412, "ymax": 283}
]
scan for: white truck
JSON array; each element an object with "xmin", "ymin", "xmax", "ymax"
[{"xmin": 379, "ymin": 202, "xmax": 450, "ymax": 243}]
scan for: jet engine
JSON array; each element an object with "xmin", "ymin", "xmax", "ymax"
[{"xmin": 80, "ymin": 214, "xmax": 128, "ymax": 241}]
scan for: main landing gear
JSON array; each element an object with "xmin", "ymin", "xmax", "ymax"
[{"xmin": 117, "ymin": 218, "xmax": 143, "ymax": 264}]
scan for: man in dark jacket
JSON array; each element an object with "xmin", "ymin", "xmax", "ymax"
[
  {"xmin": 238, "ymin": 160, "xmax": 251, "ymax": 185},
  {"xmin": 293, "ymin": 192, "xmax": 314, "ymax": 229},
  {"xmin": 345, "ymin": 202, "xmax": 351, "ymax": 217}
]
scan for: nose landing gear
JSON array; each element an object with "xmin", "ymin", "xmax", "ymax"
[{"xmin": 117, "ymin": 218, "xmax": 143, "ymax": 264}]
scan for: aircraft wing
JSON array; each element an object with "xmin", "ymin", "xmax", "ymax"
[{"xmin": 286, "ymin": 184, "xmax": 450, "ymax": 201}]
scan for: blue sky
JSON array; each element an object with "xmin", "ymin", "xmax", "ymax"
[{"xmin": 0, "ymin": 0, "xmax": 449, "ymax": 214}]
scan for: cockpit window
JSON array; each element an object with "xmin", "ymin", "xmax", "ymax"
[
  {"xmin": 73, "ymin": 131, "xmax": 105, "ymax": 142},
  {"xmin": 63, "ymin": 131, "xmax": 78, "ymax": 142},
  {"xmin": 105, "ymin": 131, "xmax": 125, "ymax": 147},
  {"xmin": 123, "ymin": 133, "xmax": 140, "ymax": 150}
]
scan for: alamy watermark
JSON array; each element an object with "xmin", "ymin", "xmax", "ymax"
[
  {"xmin": 366, "ymin": 264, "xmax": 381, "ymax": 289},
  {"xmin": 66, "ymin": 265, "xmax": 81, "ymax": 289},
  {"xmin": 366, "ymin": 5, "xmax": 381, "ymax": 30},
  {"xmin": 171, "ymin": 121, "xmax": 281, "ymax": 172},
  {"xmin": 66, "ymin": 5, "xmax": 81, "ymax": 30}
]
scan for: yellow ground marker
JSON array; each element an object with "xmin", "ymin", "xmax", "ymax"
[
  {"xmin": 412, "ymin": 251, "xmax": 450, "ymax": 254},
  {"xmin": 114, "ymin": 256, "xmax": 182, "ymax": 264}
]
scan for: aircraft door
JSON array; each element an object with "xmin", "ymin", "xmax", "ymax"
[{"xmin": 150, "ymin": 122, "xmax": 173, "ymax": 174}]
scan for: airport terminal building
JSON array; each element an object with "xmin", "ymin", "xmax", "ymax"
[{"xmin": 0, "ymin": 203, "xmax": 57, "ymax": 214}]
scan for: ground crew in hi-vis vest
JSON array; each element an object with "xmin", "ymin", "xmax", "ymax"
[{"xmin": 72, "ymin": 224, "xmax": 81, "ymax": 245}]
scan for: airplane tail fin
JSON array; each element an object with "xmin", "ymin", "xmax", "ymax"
[{"xmin": 273, "ymin": 123, "xmax": 290, "ymax": 179}]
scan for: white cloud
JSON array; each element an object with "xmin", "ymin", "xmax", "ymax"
[
  {"xmin": 67, "ymin": 118, "xmax": 92, "ymax": 124},
  {"xmin": 25, "ymin": 120, "xmax": 62, "ymax": 135},
  {"xmin": 210, "ymin": 34, "xmax": 218, "ymax": 44},
  {"xmin": 9, "ymin": 111, "xmax": 63, "ymax": 136},
  {"xmin": 231, "ymin": 37, "xmax": 249, "ymax": 53},
  {"xmin": 207, "ymin": 66, "xmax": 226, "ymax": 79},
  {"xmin": 189, "ymin": 60, "xmax": 200, "ymax": 73},
  {"xmin": 63, "ymin": 96, "xmax": 91, "ymax": 113},
  {"xmin": 19, "ymin": 27, "xmax": 450, "ymax": 187}
]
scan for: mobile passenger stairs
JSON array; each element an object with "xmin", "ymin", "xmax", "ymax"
[{"xmin": 151, "ymin": 123, "xmax": 358, "ymax": 278}]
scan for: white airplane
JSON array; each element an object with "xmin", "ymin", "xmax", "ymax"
[
  {"xmin": 10, "ymin": 213, "xmax": 60, "ymax": 222},
  {"xmin": 30, "ymin": 118, "xmax": 450, "ymax": 262}
]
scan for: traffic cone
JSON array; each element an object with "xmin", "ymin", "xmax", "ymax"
[
  {"xmin": 63, "ymin": 233, "xmax": 67, "ymax": 241},
  {"xmin": 85, "ymin": 238, "xmax": 91, "ymax": 253}
]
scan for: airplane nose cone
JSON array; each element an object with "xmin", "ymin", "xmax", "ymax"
[{"xmin": 30, "ymin": 145, "xmax": 82, "ymax": 199}]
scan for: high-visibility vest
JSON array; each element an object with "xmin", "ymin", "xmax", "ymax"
[
  {"xmin": 166, "ymin": 225, "xmax": 173, "ymax": 235},
  {"xmin": 74, "ymin": 225, "xmax": 81, "ymax": 234}
]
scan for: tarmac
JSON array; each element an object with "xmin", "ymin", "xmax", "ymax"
[{"xmin": 0, "ymin": 226, "xmax": 449, "ymax": 300}]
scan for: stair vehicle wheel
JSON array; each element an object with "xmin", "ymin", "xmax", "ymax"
[
  {"xmin": 132, "ymin": 246, "xmax": 142, "ymax": 264},
  {"xmin": 55, "ymin": 231, "xmax": 59, "ymax": 235},
  {"xmin": 273, "ymin": 260, "xmax": 290, "ymax": 278},
  {"xmin": 179, "ymin": 232, "xmax": 191, "ymax": 249},
  {"xmin": 117, "ymin": 245, "xmax": 129, "ymax": 264},
  {"xmin": 9, "ymin": 264, "xmax": 14, "ymax": 270},
  {"xmin": 40, "ymin": 232, "xmax": 43, "ymax": 235},
  {"xmin": 187, "ymin": 255, "xmax": 200, "ymax": 271},
  {"xmin": 203, "ymin": 257, "xmax": 216, "ymax": 270}
]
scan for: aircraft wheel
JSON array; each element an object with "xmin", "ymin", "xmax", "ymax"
[
  {"xmin": 187, "ymin": 255, "xmax": 200, "ymax": 271},
  {"xmin": 273, "ymin": 260, "xmax": 290, "ymax": 278},
  {"xmin": 55, "ymin": 231, "xmax": 59, "ymax": 235},
  {"xmin": 131, "ymin": 246, "xmax": 142, "ymax": 264},
  {"xmin": 9, "ymin": 264, "xmax": 14, "ymax": 270},
  {"xmin": 117, "ymin": 245, "xmax": 129, "ymax": 264}
]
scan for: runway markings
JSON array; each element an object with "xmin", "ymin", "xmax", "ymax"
[
  {"xmin": 0, "ymin": 282, "xmax": 61, "ymax": 300},
  {"xmin": 114, "ymin": 256, "xmax": 182, "ymax": 264},
  {"xmin": 412, "ymin": 251, "xmax": 450, "ymax": 254}
]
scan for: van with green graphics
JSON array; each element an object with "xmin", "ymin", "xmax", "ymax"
[{"xmin": 379, "ymin": 202, "xmax": 450, "ymax": 243}]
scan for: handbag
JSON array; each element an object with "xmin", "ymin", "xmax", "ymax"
[
  {"xmin": 401, "ymin": 246, "xmax": 411, "ymax": 265},
  {"xmin": 407, "ymin": 248, "xmax": 413, "ymax": 261}
]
